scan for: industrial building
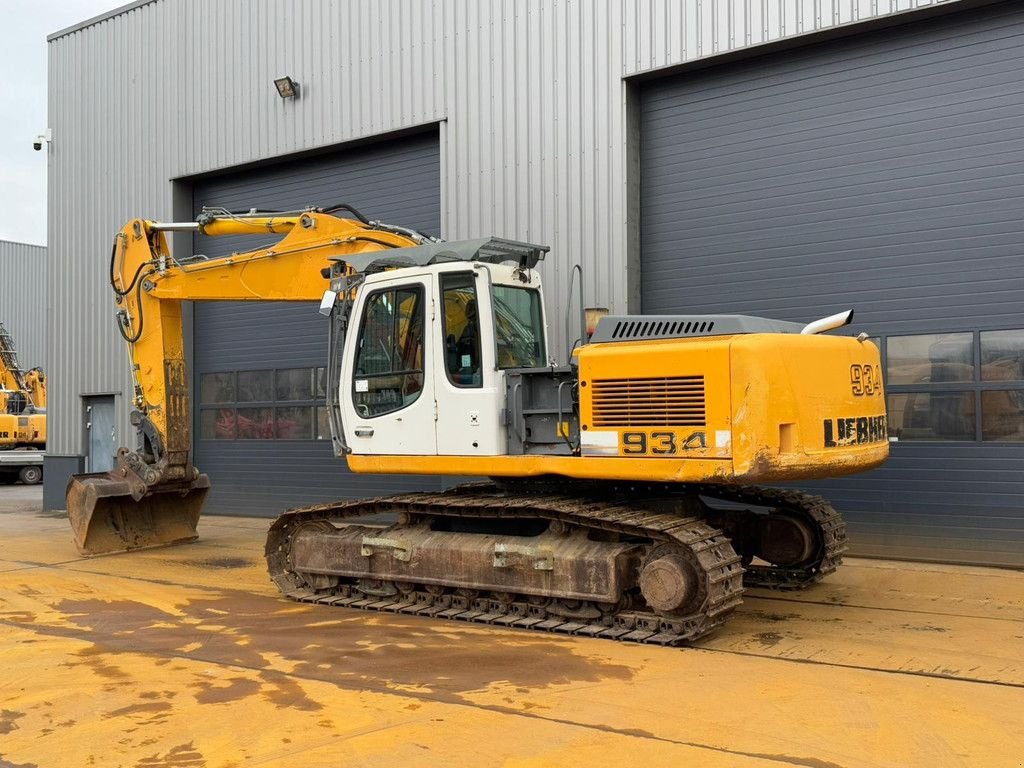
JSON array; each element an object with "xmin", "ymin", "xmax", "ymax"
[
  {"xmin": 0, "ymin": 240, "xmax": 47, "ymax": 370},
  {"xmin": 44, "ymin": 0, "xmax": 1023, "ymax": 567}
]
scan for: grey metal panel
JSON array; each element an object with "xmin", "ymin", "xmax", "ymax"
[
  {"xmin": 191, "ymin": 132, "xmax": 443, "ymax": 516},
  {"xmin": 42, "ymin": 455, "xmax": 85, "ymax": 512},
  {"xmin": 639, "ymin": 3, "xmax": 1024, "ymax": 566},
  {"xmin": 0, "ymin": 241, "xmax": 46, "ymax": 371}
]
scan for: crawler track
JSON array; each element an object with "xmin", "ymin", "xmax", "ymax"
[
  {"xmin": 266, "ymin": 484, "xmax": 745, "ymax": 645},
  {"xmin": 697, "ymin": 485, "xmax": 848, "ymax": 590},
  {"xmin": 492, "ymin": 480, "xmax": 848, "ymax": 589}
]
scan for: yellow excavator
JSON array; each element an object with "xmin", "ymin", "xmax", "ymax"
[
  {"xmin": 66, "ymin": 206, "xmax": 888, "ymax": 644},
  {"xmin": 0, "ymin": 322, "xmax": 46, "ymax": 450}
]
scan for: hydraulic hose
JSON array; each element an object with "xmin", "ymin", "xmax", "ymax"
[
  {"xmin": 318, "ymin": 203, "xmax": 371, "ymax": 223},
  {"xmin": 117, "ymin": 269, "xmax": 155, "ymax": 344},
  {"xmin": 109, "ymin": 236, "xmax": 150, "ymax": 298}
]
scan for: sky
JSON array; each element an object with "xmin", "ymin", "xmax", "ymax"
[{"xmin": 1, "ymin": 0, "xmax": 124, "ymax": 245}]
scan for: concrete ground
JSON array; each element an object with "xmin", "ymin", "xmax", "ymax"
[{"xmin": 0, "ymin": 486, "xmax": 1021, "ymax": 768}]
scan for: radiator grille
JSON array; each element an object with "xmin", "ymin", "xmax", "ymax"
[{"xmin": 590, "ymin": 376, "xmax": 706, "ymax": 427}]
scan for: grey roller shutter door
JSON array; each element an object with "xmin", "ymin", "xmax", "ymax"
[
  {"xmin": 639, "ymin": 4, "xmax": 1024, "ymax": 567},
  {"xmin": 192, "ymin": 131, "xmax": 442, "ymax": 516}
]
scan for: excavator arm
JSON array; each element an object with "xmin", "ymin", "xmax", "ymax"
[
  {"xmin": 22, "ymin": 368, "xmax": 45, "ymax": 411},
  {"xmin": 67, "ymin": 210, "xmax": 421, "ymax": 555}
]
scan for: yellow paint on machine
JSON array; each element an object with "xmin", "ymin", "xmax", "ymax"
[{"xmin": 350, "ymin": 333, "xmax": 888, "ymax": 483}]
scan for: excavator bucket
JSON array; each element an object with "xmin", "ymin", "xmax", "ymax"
[{"xmin": 66, "ymin": 472, "xmax": 210, "ymax": 556}]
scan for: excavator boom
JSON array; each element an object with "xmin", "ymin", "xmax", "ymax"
[{"xmin": 68, "ymin": 210, "xmax": 422, "ymax": 555}]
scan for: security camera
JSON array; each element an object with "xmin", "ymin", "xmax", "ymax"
[{"xmin": 33, "ymin": 129, "xmax": 52, "ymax": 151}]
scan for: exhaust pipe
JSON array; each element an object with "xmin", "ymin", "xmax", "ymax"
[{"xmin": 800, "ymin": 309, "xmax": 854, "ymax": 335}]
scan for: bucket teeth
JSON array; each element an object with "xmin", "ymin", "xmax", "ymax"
[{"xmin": 66, "ymin": 472, "xmax": 210, "ymax": 556}]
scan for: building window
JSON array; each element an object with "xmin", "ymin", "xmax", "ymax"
[
  {"xmin": 237, "ymin": 370, "xmax": 273, "ymax": 402},
  {"xmin": 981, "ymin": 390, "xmax": 1024, "ymax": 441},
  {"xmin": 198, "ymin": 368, "xmax": 327, "ymax": 441},
  {"xmin": 981, "ymin": 330, "xmax": 1024, "ymax": 381},
  {"xmin": 882, "ymin": 329, "xmax": 1024, "ymax": 442},
  {"xmin": 886, "ymin": 391, "xmax": 975, "ymax": 442},
  {"xmin": 885, "ymin": 333, "xmax": 973, "ymax": 385},
  {"xmin": 200, "ymin": 372, "xmax": 235, "ymax": 403}
]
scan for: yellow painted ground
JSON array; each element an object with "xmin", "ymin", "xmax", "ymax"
[{"xmin": 0, "ymin": 487, "xmax": 1021, "ymax": 767}]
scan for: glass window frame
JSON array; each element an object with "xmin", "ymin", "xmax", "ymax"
[
  {"xmin": 197, "ymin": 366, "xmax": 324, "ymax": 442},
  {"xmin": 879, "ymin": 328, "xmax": 1024, "ymax": 444},
  {"xmin": 200, "ymin": 371, "xmax": 236, "ymax": 404},
  {"xmin": 439, "ymin": 272, "xmax": 484, "ymax": 389},
  {"xmin": 491, "ymin": 283, "xmax": 547, "ymax": 370},
  {"xmin": 275, "ymin": 368, "xmax": 315, "ymax": 401},
  {"xmin": 236, "ymin": 369, "xmax": 274, "ymax": 402},
  {"xmin": 351, "ymin": 283, "xmax": 428, "ymax": 418}
]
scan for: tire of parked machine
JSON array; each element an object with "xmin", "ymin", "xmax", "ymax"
[{"xmin": 18, "ymin": 465, "xmax": 42, "ymax": 485}]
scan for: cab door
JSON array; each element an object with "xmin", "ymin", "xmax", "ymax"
[
  {"xmin": 340, "ymin": 276, "xmax": 437, "ymax": 455},
  {"xmin": 433, "ymin": 268, "xmax": 505, "ymax": 455}
]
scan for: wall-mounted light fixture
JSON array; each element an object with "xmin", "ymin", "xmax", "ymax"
[{"xmin": 274, "ymin": 76, "xmax": 300, "ymax": 100}]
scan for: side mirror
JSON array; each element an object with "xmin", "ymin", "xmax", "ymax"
[{"xmin": 319, "ymin": 289, "xmax": 338, "ymax": 317}]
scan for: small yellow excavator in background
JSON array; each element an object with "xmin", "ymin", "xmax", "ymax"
[
  {"xmin": 0, "ymin": 322, "xmax": 46, "ymax": 450},
  {"xmin": 66, "ymin": 206, "xmax": 888, "ymax": 644}
]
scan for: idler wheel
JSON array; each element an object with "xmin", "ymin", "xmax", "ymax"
[
  {"xmin": 759, "ymin": 512, "xmax": 818, "ymax": 568},
  {"xmin": 639, "ymin": 550, "xmax": 698, "ymax": 614}
]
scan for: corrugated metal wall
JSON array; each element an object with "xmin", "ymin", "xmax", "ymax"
[
  {"xmin": 0, "ymin": 241, "xmax": 46, "ymax": 370},
  {"xmin": 46, "ymin": 0, "xmax": 962, "ymax": 456},
  {"xmin": 638, "ymin": 1, "xmax": 1024, "ymax": 567}
]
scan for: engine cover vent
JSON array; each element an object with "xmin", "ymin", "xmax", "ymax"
[
  {"xmin": 589, "ymin": 314, "xmax": 805, "ymax": 343},
  {"xmin": 590, "ymin": 376, "xmax": 706, "ymax": 428},
  {"xmin": 613, "ymin": 319, "xmax": 715, "ymax": 339}
]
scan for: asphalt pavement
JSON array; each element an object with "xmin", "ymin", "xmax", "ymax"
[{"xmin": 0, "ymin": 485, "xmax": 1020, "ymax": 767}]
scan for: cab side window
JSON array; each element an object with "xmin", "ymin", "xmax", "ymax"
[
  {"xmin": 441, "ymin": 273, "xmax": 482, "ymax": 388},
  {"xmin": 353, "ymin": 286, "xmax": 425, "ymax": 417},
  {"xmin": 492, "ymin": 285, "xmax": 546, "ymax": 369}
]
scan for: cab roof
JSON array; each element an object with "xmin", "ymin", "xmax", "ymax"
[{"xmin": 332, "ymin": 237, "xmax": 549, "ymax": 274}]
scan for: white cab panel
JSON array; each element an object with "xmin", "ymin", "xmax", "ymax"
[
  {"xmin": 432, "ymin": 264, "xmax": 505, "ymax": 456},
  {"xmin": 340, "ymin": 261, "xmax": 549, "ymax": 458}
]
